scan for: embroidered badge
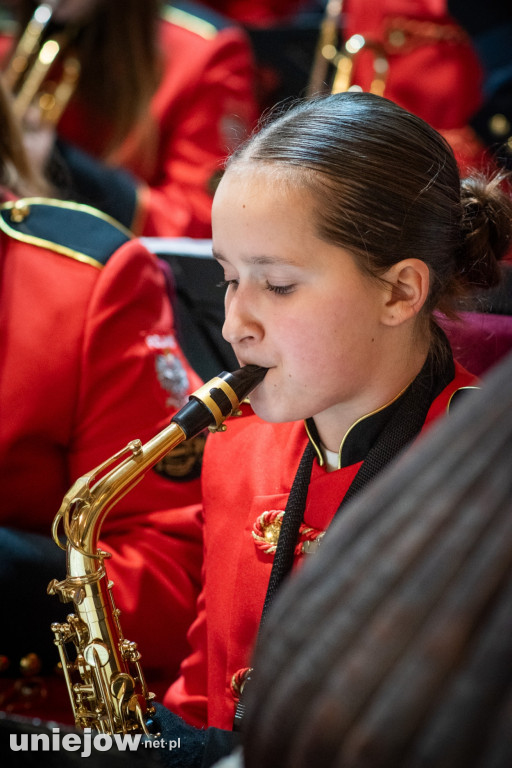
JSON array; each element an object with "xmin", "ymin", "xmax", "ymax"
[
  {"xmin": 252, "ymin": 510, "xmax": 325, "ymax": 556},
  {"xmin": 153, "ymin": 433, "xmax": 206, "ymax": 482},
  {"xmin": 146, "ymin": 334, "xmax": 189, "ymax": 409}
]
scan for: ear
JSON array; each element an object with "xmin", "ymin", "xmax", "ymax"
[{"xmin": 380, "ymin": 259, "xmax": 430, "ymax": 327}]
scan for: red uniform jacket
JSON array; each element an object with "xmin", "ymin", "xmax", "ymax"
[
  {"xmin": 341, "ymin": 0, "xmax": 487, "ymax": 173},
  {"xmin": 164, "ymin": 361, "xmax": 477, "ymax": 729},
  {"xmin": 0, "ymin": 2, "xmax": 258, "ymax": 237},
  {"xmin": 0, "ymin": 198, "xmax": 203, "ymax": 691}
]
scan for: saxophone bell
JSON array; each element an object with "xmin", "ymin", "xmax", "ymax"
[{"xmin": 48, "ymin": 364, "xmax": 267, "ymax": 735}]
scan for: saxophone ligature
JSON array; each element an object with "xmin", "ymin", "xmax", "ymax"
[
  {"xmin": 3, "ymin": 2, "xmax": 80, "ymax": 126},
  {"xmin": 47, "ymin": 365, "xmax": 267, "ymax": 736},
  {"xmin": 307, "ymin": 0, "xmax": 388, "ymax": 97}
]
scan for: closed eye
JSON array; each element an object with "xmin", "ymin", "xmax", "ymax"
[
  {"xmin": 265, "ymin": 281, "xmax": 296, "ymax": 295},
  {"xmin": 217, "ymin": 278, "xmax": 296, "ymax": 295}
]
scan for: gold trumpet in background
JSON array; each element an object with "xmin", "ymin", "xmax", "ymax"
[
  {"xmin": 3, "ymin": 2, "xmax": 80, "ymax": 126},
  {"xmin": 307, "ymin": 0, "xmax": 388, "ymax": 98},
  {"xmin": 47, "ymin": 365, "xmax": 267, "ymax": 736}
]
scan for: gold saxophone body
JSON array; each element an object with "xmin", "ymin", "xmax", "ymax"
[
  {"xmin": 3, "ymin": 2, "xmax": 80, "ymax": 126},
  {"xmin": 47, "ymin": 365, "xmax": 267, "ymax": 736}
]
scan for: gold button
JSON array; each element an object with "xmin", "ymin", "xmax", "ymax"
[
  {"xmin": 489, "ymin": 114, "xmax": 511, "ymax": 138},
  {"xmin": 263, "ymin": 520, "xmax": 281, "ymax": 546},
  {"xmin": 10, "ymin": 200, "xmax": 30, "ymax": 223}
]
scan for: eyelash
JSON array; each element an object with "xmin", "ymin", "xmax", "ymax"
[
  {"xmin": 266, "ymin": 282, "xmax": 295, "ymax": 295},
  {"xmin": 217, "ymin": 279, "xmax": 295, "ymax": 296}
]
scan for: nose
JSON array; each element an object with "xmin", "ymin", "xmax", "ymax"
[{"xmin": 222, "ymin": 288, "xmax": 263, "ymax": 348}]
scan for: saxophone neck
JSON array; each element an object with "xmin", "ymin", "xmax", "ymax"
[
  {"xmin": 52, "ymin": 365, "xmax": 267, "ymax": 566},
  {"xmin": 52, "ymin": 433, "xmax": 183, "ymax": 562}
]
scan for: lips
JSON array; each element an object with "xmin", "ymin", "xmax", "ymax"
[{"xmin": 238, "ymin": 358, "xmax": 272, "ymax": 371}]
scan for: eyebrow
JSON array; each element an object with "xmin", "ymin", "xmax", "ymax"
[{"xmin": 212, "ymin": 248, "xmax": 301, "ymax": 267}]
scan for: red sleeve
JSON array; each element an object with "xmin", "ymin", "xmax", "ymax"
[{"xmin": 69, "ymin": 237, "xmax": 205, "ymax": 686}]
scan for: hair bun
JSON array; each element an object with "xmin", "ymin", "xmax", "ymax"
[{"xmin": 458, "ymin": 173, "xmax": 512, "ymax": 290}]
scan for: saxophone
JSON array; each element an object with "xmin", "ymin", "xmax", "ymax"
[{"xmin": 47, "ymin": 364, "xmax": 267, "ymax": 736}]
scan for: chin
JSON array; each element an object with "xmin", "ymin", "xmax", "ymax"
[
  {"xmin": 249, "ymin": 392, "xmax": 300, "ymax": 425},
  {"xmin": 249, "ymin": 390, "xmax": 277, "ymax": 423}
]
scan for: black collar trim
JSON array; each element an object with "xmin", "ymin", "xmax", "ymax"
[
  {"xmin": 305, "ymin": 387, "xmax": 409, "ymax": 469},
  {"xmin": 305, "ymin": 338, "xmax": 455, "ymax": 470}
]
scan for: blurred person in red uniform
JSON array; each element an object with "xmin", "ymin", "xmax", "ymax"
[
  {"xmin": 0, "ymin": 76, "xmax": 205, "ymax": 719},
  {"xmin": 142, "ymin": 93, "xmax": 512, "ymax": 767},
  {"xmin": 308, "ymin": 0, "xmax": 488, "ymax": 175},
  {"xmin": 0, "ymin": 0, "xmax": 258, "ymax": 237}
]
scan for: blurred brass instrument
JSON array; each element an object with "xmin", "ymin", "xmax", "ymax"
[
  {"xmin": 47, "ymin": 365, "xmax": 267, "ymax": 735},
  {"xmin": 3, "ymin": 2, "xmax": 80, "ymax": 125},
  {"xmin": 307, "ymin": 0, "xmax": 388, "ymax": 97}
]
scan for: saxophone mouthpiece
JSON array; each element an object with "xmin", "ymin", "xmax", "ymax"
[
  {"xmin": 172, "ymin": 365, "xmax": 267, "ymax": 438},
  {"xmin": 218, "ymin": 364, "xmax": 268, "ymax": 401}
]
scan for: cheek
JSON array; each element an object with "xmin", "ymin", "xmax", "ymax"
[
  {"xmin": 275, "ymin": 318, "xmax": 339, "ymax": 379},
  {"xmin": 284, "ymin": 304, "xmax": 375, "ymax": 384},
  {"xmin": 280, "ymin": 302, "xmax": 350, "ymax": 350}
]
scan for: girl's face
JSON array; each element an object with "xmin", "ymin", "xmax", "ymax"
[{"xmin": 212, "ymin": 168, "xmax": 397, "ymax": 446}]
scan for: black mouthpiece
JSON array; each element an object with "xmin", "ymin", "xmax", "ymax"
[
  {"xmin": 172, "ymin": 365, "xmax": 267, "ymax": 438},
  {"xmin": 217, "ymin": 364, "xmax": 268, "ymax": 402}
]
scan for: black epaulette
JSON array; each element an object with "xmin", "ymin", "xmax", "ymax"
[
  {"xmin": 0, "ymin": 198, "xmax": 133, "ymax": 269},
  {"xmin": 162, "ymin": 0, "xmax": 234, "ymax": 39}
]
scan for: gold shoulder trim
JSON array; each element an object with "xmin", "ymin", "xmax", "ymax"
[{"xmin": 0, "ymin": 198, "xmax": 133, "ymax": 269}]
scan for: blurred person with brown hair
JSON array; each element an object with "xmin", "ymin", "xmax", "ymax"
[{"xmin": 0, "ymin": 0, "xmax": 258, "ymax": 236}]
